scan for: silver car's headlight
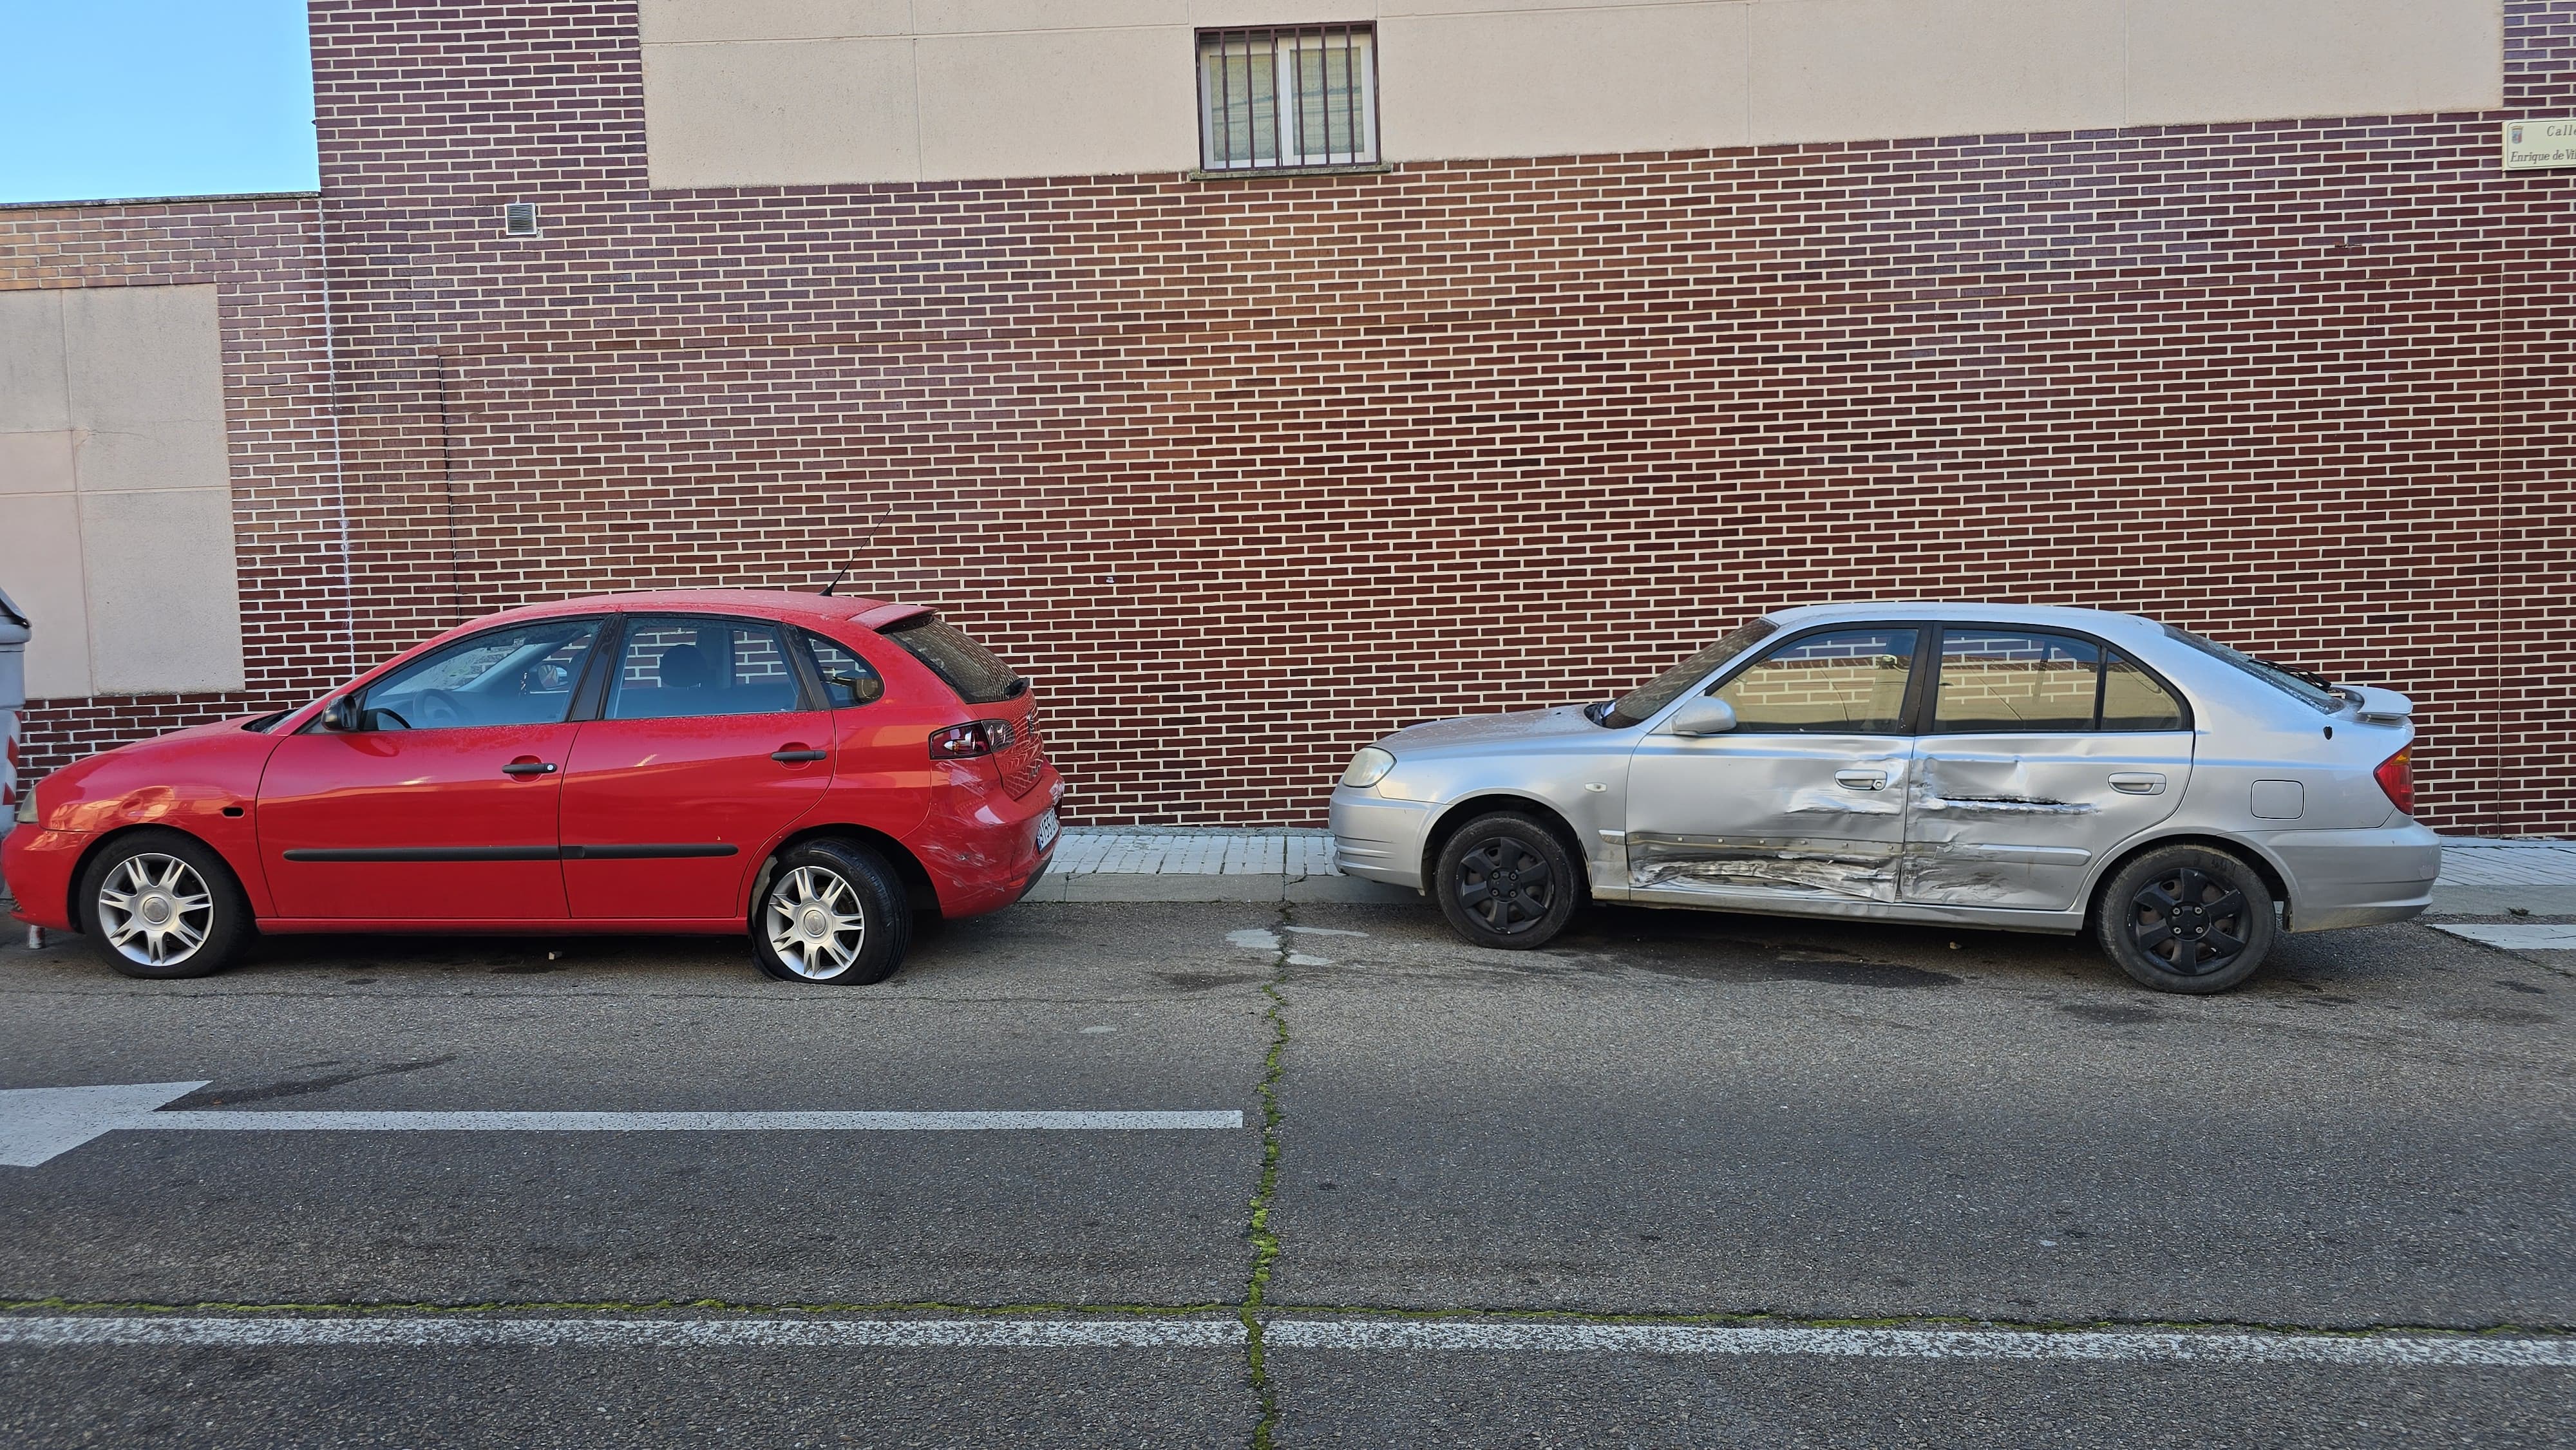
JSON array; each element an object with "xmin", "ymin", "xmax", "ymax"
[{"xmin": 1340, "ymin": 747, "xmax": 1396, "ymax": 789}]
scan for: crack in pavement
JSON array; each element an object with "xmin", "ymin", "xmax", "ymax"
[{"xmin": 1238, "ymin": 903, "xmax": 1292, "ymax": 1449}]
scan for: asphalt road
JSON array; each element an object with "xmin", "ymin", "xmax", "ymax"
[{"xmin": 1, "ymin": 900, "xmax": 2569, "ymax": 1447}]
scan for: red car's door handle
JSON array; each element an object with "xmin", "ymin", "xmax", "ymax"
[
  {"xmin": 500, "ymin": 760, "xmax": 558, "ymax": 777},
  {"xmin": 771, "ymin": 748, "xmax": 828, "ymax": 764}
]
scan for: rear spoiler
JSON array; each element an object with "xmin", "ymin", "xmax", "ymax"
[
  {"xmin": 2344, "ymin": 685, "xmax": 2412, "ymax": 726},
  {"xmin": 854, "ymin": 602, "xmax": 934, "ymax": 632}
]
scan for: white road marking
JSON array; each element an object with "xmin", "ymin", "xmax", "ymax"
[
  {"xmin": 1284, "ymin": 927, "xmax": 1368, "ymax": 938},
  {"xmin": 1226, "ymin": 928, "xmax": 1280, "ymax": 950},
  {"xmin": 0, "ymin": 1317, "xmax": 2566, "ymax": 1367},
  {"xmin": 2429, "ymin": 922, "xmax": 2576, "ymax": 950},
  {"xmin": 1257, "ymin": 1321, "xmax": 2576, "ymax": 1366},
  {"xmin": 0, "ymin": 1082, "xmax": 1240, "ymax": 1167}
]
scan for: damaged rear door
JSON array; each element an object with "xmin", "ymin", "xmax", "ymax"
[
  {"xmin": 1625, "ymin": 626, "xmax": 1922, "ymax": 903},
  {"xmin": 1905, "ymin": 626, "xmax": 2193, "ymax": 910}
]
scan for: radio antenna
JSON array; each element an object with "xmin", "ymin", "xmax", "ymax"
[{"xmin": 818, "ymin": 512, "xmax": 887, "ymax": 597}]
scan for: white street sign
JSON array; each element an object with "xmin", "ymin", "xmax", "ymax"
[
  {"xmin": 0, "ymin": 1082, "xmax": 1243, "ymax": 1167},
  {"xmin": 2503, "ymin": 118, "xmax": 2576, "ymax": 171}
]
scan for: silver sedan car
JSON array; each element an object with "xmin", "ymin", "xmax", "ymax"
[{"xmin": 1329, "ymin": 604, "xmax": 2439, "ymax": 993}]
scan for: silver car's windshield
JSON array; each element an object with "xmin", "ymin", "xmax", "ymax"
[
  {"xmin": 2162, "ymin": 625, "xmax": 2339, "ymax": 713},
  {"xmin": 1601, "ymin": 619, "xmax": 1777, "ymax": 727}
]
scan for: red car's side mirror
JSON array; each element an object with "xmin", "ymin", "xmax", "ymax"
[{"xmin": 319, "ymin": 697, "xmax": 361, "ymax": 732}]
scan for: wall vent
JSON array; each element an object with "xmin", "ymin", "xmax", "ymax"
[{"xmin": 502, "ymin": 202, "xmax": 540, "ymax": 237}]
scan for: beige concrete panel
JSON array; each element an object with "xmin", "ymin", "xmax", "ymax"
[
  {"xmin": 61, "ymin": 284, "xmax": 223, "ymax": 434},
  {"xmin": 0, "ymin": 432, "xmax": 78, "ymax": 496},
  {"xmin": 0, "ymin": 289, "xmax": 71, "ymax": 434},
  {"xmin": 643, "ymin": 35, "xmax": 922, "ymax": 187},
  {"xmin": 1750, "ymin": 0, "xmax": 2123, "ymax": 144},
  {"xmin": 70, "ymin": 419, "xmax": 229, "ymax": 497},
  {"xmin": 639, "ymin": 0, "xmax": 911, "ymax": 44},
  {"xmin": 1192, "ymin": 0, "xmax": 1383, "ymax": 25},
  {"xmin": 2128, "ymin": 0, "xmax": 2502, "ymax": 124},
  {"xmin": 1380, "ymin": 3, "xmax": 1749, "ymax": 161},
  {"xmin": 0, "ymin": 489, "xmax": 94, "ymax": 698},
  {"xmin": 914, "ymin": 26, "xmax": 1200, "ymax": 180},
  {"xmin": 917, "ymin": 0, "xmax": 1190, "ymax": 33},
  {"xmin": 78, "ymin": 487, "xmax": 243, "ymax": 695},
  {"xmin": 1380, "ymin": 0, "xmax": 1702, "ymax": 12}
]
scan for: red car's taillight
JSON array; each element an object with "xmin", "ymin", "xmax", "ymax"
[
  {"xmin": 2374, "ymin": 746, "xmax": 2415, "ymax": 816},
  {"xmin": 929, "ymin": 719, "xmax": 1018, "ymax": 760}
]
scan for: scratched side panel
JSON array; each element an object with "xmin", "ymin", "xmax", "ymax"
[
  {"xmin": 1622, "ymin": 737, "xmax": 1915, "ymax": 904},
  {"xmin": 1906, "ymin": 735, "xmax": 2193, "ymax": 910}
]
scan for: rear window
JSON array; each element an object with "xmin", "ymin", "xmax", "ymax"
[
  {"xmin": 883, "ymin": 616, "xmax": 1027, "ymax": 705},
  {"xmin": 2162, "ymin": 625, "xmax": 2340, "ymax": 713}
]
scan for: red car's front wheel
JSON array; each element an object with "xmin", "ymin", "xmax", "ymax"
[
  {"xmin": 76, "ymin": 829, "xmax": 254, "ymax": 980},
  {"xmin": 752, "ymin": 840, "xmax": 910, "ymax": 984}
]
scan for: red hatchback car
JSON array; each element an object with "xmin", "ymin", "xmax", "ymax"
[{"xmin": 4, "ymin": 592, "xmax": 1062, "ymax": 984}]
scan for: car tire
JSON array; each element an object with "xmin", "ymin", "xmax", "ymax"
[
  {"xmin": 752, "ymin": 839, "xmax": 911, "ymax": 985},
  {"xmin": 1434, "ymin": 813, "xmax": 1582, "ymax": 951},
  {"xmin": 2094, "ymin": 845, "xmax": 2278, "ymax": 994},
  {"xmin": 75, "ymin": 829, "xmax": 255, "ymax": 981}
]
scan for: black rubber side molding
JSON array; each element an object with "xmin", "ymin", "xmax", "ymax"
[{"xmin": 284, "ymin": 844, "xmax": 739, "ymax": 863}]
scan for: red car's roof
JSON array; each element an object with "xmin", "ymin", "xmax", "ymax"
[{"xmin": 481, "ymin": 590, "xmax": 932, "ymax": 632}]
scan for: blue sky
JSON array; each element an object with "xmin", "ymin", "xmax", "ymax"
[{"xmin": 0, "ymin": 1, "xmax": 317, "ymax": 205}]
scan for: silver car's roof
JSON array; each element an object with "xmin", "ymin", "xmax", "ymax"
[{"xmin": 1763, "ymin": 601, "xmax": 2169, "ymax": 646}]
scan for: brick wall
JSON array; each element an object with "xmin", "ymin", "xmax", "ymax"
[
  {"xmin": 6, "ymin": 1, "xmax": 2574, "ymax": 833},
  {"xmin": 1, "ymin": 192, "xmax": 345, "ymax": 780}
]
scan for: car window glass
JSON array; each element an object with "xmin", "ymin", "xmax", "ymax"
[
  {"xmin": 1604, "ymin": 617, "xmax": 1777, "ymax": 728},
  {"xmin": 607, "ymin": 617, "xmax": 804, "ymax": 720},
  {"xmin": 1712, "ymin": 628, "xmax": 1917, "ymax": 733},
  {"xmin": 357, "ymin": 619, "xmax": 600, "ymax": 731},
  {"xmin": 800, "ymin": 632, "xmax": 885, "ymax": 708},
  {"xmin": 882, "ymin": 617, "xmax": 1026, "ymax": 704},
  {"xmin": 2101, "ymin": 651, "xmax": 2188, "ymax": 730},
  {"xmin": 1934, "ymin": 630, "xmax": 2100, "ymax": 732}
]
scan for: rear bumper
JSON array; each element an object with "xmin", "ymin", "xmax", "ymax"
[
  {"xmin": 913, "ymin": 770, "xmax": 1063, "ymax": 918},
  {"xmin": 1329, "ymin": 789, "xmax": 1433, "ymax": 891},
  {"xmin": 2261, "ymin": 821, "xmax": 2443, "ymax": 932},
  {"xmin": 1, "ymin": 827, "xmax": 86, "ymax": 932}
]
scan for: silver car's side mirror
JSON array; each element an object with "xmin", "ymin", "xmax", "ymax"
[{"xmin": 1669, "ymin": 697, "xmax": 1738, "ymax": 735}]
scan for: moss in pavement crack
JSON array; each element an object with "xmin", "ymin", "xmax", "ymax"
[{"xmin": 1239, "ymin": 901, "xmax": 1293, "ymax": 1449}]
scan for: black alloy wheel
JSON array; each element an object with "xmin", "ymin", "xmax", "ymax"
[
  {"xmin": 2094, "ymin": 845, "xmax": 2277, "ymax": 994},
  {"xmin": 1435, "ymin": 813, "xmax": 1580, "ymax": 950}
]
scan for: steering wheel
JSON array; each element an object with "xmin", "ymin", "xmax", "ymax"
[
  {"xmin": 370, "ymin": 708, "xmax": 412, "ymax": 731},
  {"xmin": 413, "ymin": 689, "xmax": 466, "ymax": 728}
]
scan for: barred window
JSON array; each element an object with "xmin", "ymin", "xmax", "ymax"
[{"xmin": 1198, "ymin": 25, "xmax": 1377, "ymax": 172}]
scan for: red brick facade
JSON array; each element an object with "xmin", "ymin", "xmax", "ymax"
[{"xmin": 6, "ymin": 1, "xmax": 2575, "ymax": 832}]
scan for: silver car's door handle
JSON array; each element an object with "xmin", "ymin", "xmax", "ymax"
[
  {"xmin": 1834, "ymin": 769, "xmax": 1889, "ymax": 791},
  {"xmin": 2108, "ymin": 773, "xmax": 2166, "ymax": 796}
]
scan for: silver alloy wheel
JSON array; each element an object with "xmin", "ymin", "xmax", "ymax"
[
  {"xmin": 765, "ymin": 864, "xmax": 867, "ymax": 980},
  {"xmin": 96, "ymin": 852, "xmax": 216, "ymax": 968}
]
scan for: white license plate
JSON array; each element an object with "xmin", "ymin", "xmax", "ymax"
[{"xmin": 1034, "ymin": 810, "xmax": 1059, "ymax": 851}]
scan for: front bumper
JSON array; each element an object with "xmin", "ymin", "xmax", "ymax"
[
  {"xmin": 2, "ymin": 827, "xmax": 87, "ymax": 932},
  {"xmin": 2262, "ymin": 820, "xmax": 2443, "ymax": 932},
  {"xmin": 1329, "ymin": 788, "xmax": 1434, "ymax": 891}
]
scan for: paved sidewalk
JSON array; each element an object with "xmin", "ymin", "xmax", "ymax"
[
  {"xmin": 1025, "ymin": 829, "xmax": 1410, "ymax": 905},
  {"xmin": 2429, "ymin": 838, "xmax": 2576, "ymax": 917},
  {"xmin": 1039, "ymin": 828, "xmax": 2576, "ymax": 916}
]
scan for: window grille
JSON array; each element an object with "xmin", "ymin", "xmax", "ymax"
[{"xmin": 1197, "ymin": 24, "xmax": 1378, "ymax": 172}]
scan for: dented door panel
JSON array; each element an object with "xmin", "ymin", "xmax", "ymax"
[
  {"xmin": 1904, "ymin": 734, "xmax": 2193, "ymax": 910},
  {"xmin": 1625, "ymin": 735, "xmax": 1917, "ymax": 902}
]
